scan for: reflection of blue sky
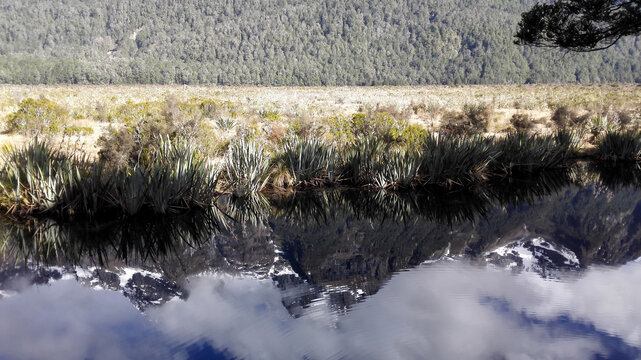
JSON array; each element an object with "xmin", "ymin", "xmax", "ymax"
[{"xmin": 2, "ymin": 263, "xmax": 641, "ymax": 359}]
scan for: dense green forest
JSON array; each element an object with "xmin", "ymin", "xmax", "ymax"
[{"xmin": 0, "ymin": 0, "xmax": 640, "ymax": 85}]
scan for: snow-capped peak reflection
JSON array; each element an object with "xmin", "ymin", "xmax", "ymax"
[
  {"xmin": 1, "ymin": 262, "xmax": 641, "ymax": 359},
  {"xmin": 150, "ymin": 262, "xmax": 641, "ymax": 360}
]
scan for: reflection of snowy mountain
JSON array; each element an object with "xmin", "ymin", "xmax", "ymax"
[
  {"xmin": 0, "ymin": 235, "xmax": 584, "ymax": 313},
  {"xmin": 484, "ymin": 237, "xmax": 580, "ymax": 277},
  {"xmin": 0, "ymin": 265, "xmax": 181, "ymax": 310}
]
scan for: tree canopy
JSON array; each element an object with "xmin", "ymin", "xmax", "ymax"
[
  {"xmin": 0, "ymin": 0, "xmax": 640, "ymax": 84},
  {"xmin": 515, "ymin": 0, "xmax": 641, "ymax": 52}
]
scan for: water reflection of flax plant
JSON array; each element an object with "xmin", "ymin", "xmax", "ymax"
[{"xmin": 1, "ymin": 208, "xmax": 227, "ymax": 265}]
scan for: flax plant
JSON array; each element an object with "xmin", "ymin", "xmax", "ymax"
[
  {"xmin": 596, "ymin": 131, "xmax": 641, "ymax": 162},
  {"xmin": 0, "ymin": 140, "xmax": 85, "ymax": 217},
  {"xmin": 281, "ymin": 136, "xmax": 337, "ymax": 186},
  {"xmin": 223, "ymin": 138, "xmax": 272, "ymax": 196},
  {"xmin": 418, "ymin": 134, "xmax": 498, "ymax": 187},
  {"xmin": 495, "ymin": 131, "xmax": 577, "ymax": 173}
]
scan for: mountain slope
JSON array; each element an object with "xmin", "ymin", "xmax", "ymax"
[{"xmin": 0, "ymin": 0, "xmax": 640, "ymax": 85}]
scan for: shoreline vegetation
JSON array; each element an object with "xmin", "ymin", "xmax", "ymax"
[{"xmin": 0, "ymin": 85, "xmax": 640, "ymax": 221}]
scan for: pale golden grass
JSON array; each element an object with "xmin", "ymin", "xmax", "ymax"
[{"xmin": 1, "ymin": 84, "xmax": 639, "ymax": 158}]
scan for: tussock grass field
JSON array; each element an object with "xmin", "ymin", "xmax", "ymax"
[{"xmin": 1, "ymin": 84, "xmax": 640, "ymax": 157}]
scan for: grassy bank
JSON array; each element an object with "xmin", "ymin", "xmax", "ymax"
[
  {"xmin": 0, "ymin": 84, "xmax": 640, "ymax": 220},
  {"xmin": 1, "ymin": 129, "xmax": 638, "ymax": 220}
]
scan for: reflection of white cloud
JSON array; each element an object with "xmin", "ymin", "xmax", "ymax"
[
  {"xmin": 340, "ymin": 266, "xmax": 606, "ymax": 360},
  {"xmin": 0, "ymin": 280, "xmax": 169, "ymax": 360},
  {"xmin": 2, "ymin": 263, "xmax": 640, "ymax": 360},
  {"xmin": 154, "ymin": 264, "xmax": 636, "ymax": 360},
  {"xmin": 149, "ymin": 277, "xmax": 341, "ymax": 360},
  {"xmin": 505, "ymin": 262, "xmax": 641, "ymax": 347}
]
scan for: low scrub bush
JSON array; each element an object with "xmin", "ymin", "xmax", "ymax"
[
  {"xmin": 259, "ymin": 109, "xmax": 281, "ymax": 122},
  {"xmin": 510, "ymin": 113, "xmax": 535, "ymax": 132},
  {"xmin": 5, "ymin": 98, "xmax": 69, "ymax": 135},
  {"xmin": 331, "ymin": 112, "xmax": 407, "ymax": 145},
  {"xmin": 551, "ymin": 105, "xmax": 590, "ymax": 130},
  {"xmin": 63, "ymin": 126, "xmax": 94, "ymax": 136},
  {"xmin": 441, "ymin": 103, "xmax": 493, "ymax": 135},
  {"xmin": 98, "ymin": 100, "xmax": 216, "ymax": 169}
]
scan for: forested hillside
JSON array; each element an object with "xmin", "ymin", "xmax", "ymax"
[{"xmin": 1, "ymin": 0, "xmax": 640, "ymax": 85}]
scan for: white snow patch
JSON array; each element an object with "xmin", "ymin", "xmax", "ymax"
[
  {"xmin": 0, "ymin": 290, "xmax": 17, "ymax": 299},
  {"xmin": 117, "ymin": 267, "xmax": 162, "ymax": 288},
  {"xmin": 488, "ymin": 237, "xmax": 579, "ymax": 272}
]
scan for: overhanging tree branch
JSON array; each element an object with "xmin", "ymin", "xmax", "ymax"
[{"xmin": 515, "ymin": 0, "xmax": 641, "ymax": 52}]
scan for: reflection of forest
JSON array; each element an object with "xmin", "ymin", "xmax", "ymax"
[{"xmin": 2, "ymin": 164, "xmax": 641, "ymax": 302}]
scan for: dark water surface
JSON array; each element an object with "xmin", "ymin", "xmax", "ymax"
[{"xmin": 2, "ymin": 167, "xmax": 641, "ymax": 359}]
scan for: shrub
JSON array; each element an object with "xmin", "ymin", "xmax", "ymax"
[
  {"xmin": 510, "ymin": 113, "xmax": 535, "ymax": 132},
  {"xmin": 259, "ymin": 109, "xmax": 281, "ymax": 122},
  {"xmin": 331, "ymin": 111, "xmax": 410, "ymax": 145},
  {"xmin": 98, "ymin": 100, "xmax": 216, "ymax": 169},
  {"xmin": 5, "ymin": 98, "xmax": 69, "ymax": 135},
  {"xmin": 196, "ymin": 99, "xmax": 219, "ymax": 118},
  {"xmin": 441, "ymin": 103, "xmax": 493, "ymax": 135},
  {"xmin": 63, "ymin": 126, "xmax": 94, "ymax": 136},
  {"xmin": 98, "ymin": 101, "xmax": 167, "ymax": 168},
  {"xmin": 551, "ymin": 105, "xmax": 590, "ymax": 130},
  {"xmin": 398, "ymin": 123, "xmax": 429, "ymax": 149},
  {"xmin": 287, "ymin": 115, "xmax": 318, "ymax": 138}
]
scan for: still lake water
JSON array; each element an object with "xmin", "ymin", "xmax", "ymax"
[{"xmin": 1, "ymin": 168, "xmax": 641, "ymax": 359}]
